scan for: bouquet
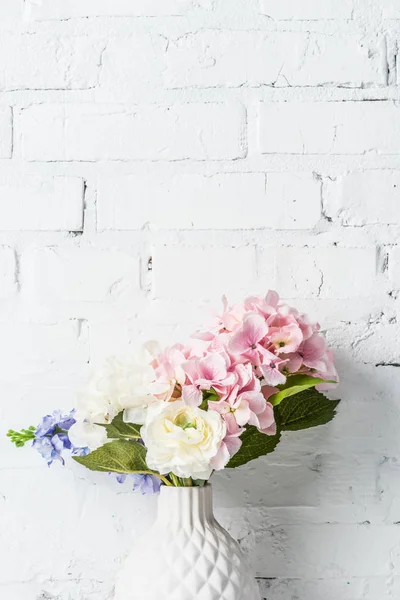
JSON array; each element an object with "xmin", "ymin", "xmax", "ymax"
[{"xmin": 8, "ymin": 291, "xmax": 339, "ymax": 492}]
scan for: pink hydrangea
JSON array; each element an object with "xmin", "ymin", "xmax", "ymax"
[{"xmin": 143, "ymin": 290, "xmax": 338, "ymax": 470}]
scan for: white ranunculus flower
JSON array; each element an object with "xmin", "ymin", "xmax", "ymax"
[
  {"xmin": 141, "ymin": 401, "xmax": 227, "ymax": 480},
  {"xmin": 68, "ymin": 421, "xmax": 107, "ymax": 451}
]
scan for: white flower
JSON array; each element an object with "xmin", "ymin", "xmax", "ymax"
[
  {"xmin": 68, "ymin": 421, "xmax": 107, "ymax": 451},
  {"xmin": 141, "ymin": 401, "xmax": 226, "ymax": 480},
  {"xmin": 76, "ymin": 356, "xmax": 159, "ymax": 427}
]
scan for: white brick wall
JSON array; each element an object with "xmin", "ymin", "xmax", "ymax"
[
  {"xmin": 260, "ymin": 0, "xmax": 354, "ymax": 20},
  {"xmin": 1, "ymin": 1, "xmax": 400, "ymax": 598},
  {"xmin": 257, "ymin": 102, "xmax": 400, "ymax": 155},
  {"xmin": 21, "ymin": 103, "xmax": 246, "ymax": 161},
  {"xmin": 27, "ymin": 0, "xmax": 192, "ymax": 19},
  {"xmin": 0, "ymin": 177, "xmax": 84, "ymax": 231},
  {"xmin": 0, "ymin": 33, "xmax": 103, "ymax": 91},
  {"xmin": 166, "ymin": 32, "xmax": 385, "ymax": 88},
  {"xmin": 0, "ymin": 106, "xmax": 12, "ymax": 158}
]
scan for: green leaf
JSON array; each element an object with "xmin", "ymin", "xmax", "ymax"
[
  {"xmin": 192, "ymin": 479, "xmax": 206, "ymax": 487},
  {"xmin": 199, "ymin": 387, "xmax": 219, "ymax": 410},
  {"xmin": 226, "ymin": 427, "xmax": 281, "ymax": 469},
  {"xmin": 269, "ymin": 374, "xmax": 335, "ymax": 406},
  {"xmin": 276, "ymin": 388, "xmax": 340, "ymax": 431},
  {"xmin": 204, "ymin": 388, "xmax": 219, "ymax": 402},
  {"xmin": 97, "ymin": 412, "xmax": 142, "ymax": 440},
  {"xmin": 73, "ymin": 439, "xmax": 154, "ymax": 475}
]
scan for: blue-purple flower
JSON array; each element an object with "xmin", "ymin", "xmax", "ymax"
[
  {"xmin": 115, "ymin": 473, "xmax": 161, "ymax": 495},
  {"xmin": 33, "ymin": 410, "xmax": 87, "ymax": 466}
]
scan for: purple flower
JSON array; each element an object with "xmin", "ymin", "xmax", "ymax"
[
  {"xmin": 115, "ymin": 473, "xmax": 161, "ymax": 494},
  {"xmin": 132, "ymin": 474, "xmax": 161, "ymax": 495},
  {"xmin": 32, "ymin": 437, "xmax": 63, "ymax": 465},
  {"xmin": 33, "ymin": 409, "xmax": 87, "ymax": 466}
]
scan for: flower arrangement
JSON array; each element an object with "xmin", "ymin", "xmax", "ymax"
[{"xmin": 8, "ymin": 291, "xmax": 339, "ymax": 492}]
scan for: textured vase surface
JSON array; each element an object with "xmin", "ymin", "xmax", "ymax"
[{"xmin": 114, "ymin": 484, "xmax": 261, "ymax": 600}]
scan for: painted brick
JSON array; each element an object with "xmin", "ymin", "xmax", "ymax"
[
  {"xmin": 97, "ymin": 172, "xmax": 320, "ymax": 230},
  {"xmin": 380, "ymin": 0, "xmax": 400, "ymax": 18},
  {"xmin": 353, "ymin": 324, "xmax": 400, "ymax": 364},
  {"xmin": 0, "ymin": 0, "xmax": 23, "ymax": 20},
  {"xmin": 324, "ymin": 170, "xmax": 400, "ymax": 225},
  {"xmin": 0, "ymin": 246, "xmax": 16, "ymax": 299},
  {"xmin": 96, "ymin": 36, "xmax": 166, "ymax": 102},
  {"xmin": 0, "ymin": 321, "xmax": 88, "ymax": 368},
  {"xmin": 26, "ymin": 0, "xmax": 192, "ymax": 19},
  {"xmin": 24, "ymin": 244, "xmax": 140, "ymax": 304},
  {"xmin": 0, "ymin": 177, "xmax": 84, "ymax": 231},
  {"xmin": 0, "ymin": 106, "xmax": 12, "ymax": 159},
  {"xmin": 257, "ymin": 101, "xmax": 400, "ymax": 155},
  {"xmin": 260, "ymin": 0, "xmax": 354, "ymax": 20},
  {"xmin": 261, "ymin": 246, "xmax": 377, "ymax": 298},
  {"xmin": 153, "ymin": 246, "xmax": 259, "ymax": 301},
  {"xmin": 257, "ymin": 577, "xmax": 371, "ymax": 600},
  {"xmin": 389, "ymin": 247, "xmax": 400, "ymax": 289},
  {"xmin": 265, "ymin": 173, "xmax": 321, "ymax": 229},
  {"xmin": 250, "ymin": 523, "xmax": 398, "ymax": 578},
  {"xmin": 306, "ymin": 246, "xmax": 377, "ymax": 299},
  {"xmin": 166, "ymin": 31, "xmax": 384, "ymax": 88},
  {"xmin": 0, "ymin": 33, "xmax": 102, "ymax": 91},
  {"xmin": 21, "ymin": 103, "xmax": 246, "ymax": 162}
]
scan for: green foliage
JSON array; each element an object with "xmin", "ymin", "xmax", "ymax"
[
  {"xmin": 97, "ymin": 412, "xmax": 142, "ymax": 440},
  {"xmin": 7, "ymin": 426, "xmax": 36, "ymax": 447},
  {"xmin": 227, "ymin": 386, "xmax": 340, "ymax": 468},
  {"xmin": 73, "ymin": 439, "xmax": 153, "ymax": 475},
  {"xmin": 192, "ymin": 479, "xmax": 206, "ymax": 487},
  {"xmin": 275, "ymin": 388, "xmax": 340, "ymax": 431},
  {"xmin": 226, "ymin": 427, "xmax": 281, "ymax": 468},
  {"xmin": 199, "ymin": 387, "xmax": 219, "ymax": 410},
  {"xmin": 269, "ymin": 374, "xmax": 335, "ymax": 406}
]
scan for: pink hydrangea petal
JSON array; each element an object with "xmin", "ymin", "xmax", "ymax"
[
  {"xmin": 210, "ymin": 442, "xmax": 230, "ymax": 471},
  {"xmin": 284, "ymin": 352, "xmax": 303, "ymax": 373},
  {"xmin": 260, "ymin": 364, "xmax": 287, "ymax": 386},
  {"xmin": 239, "ymin": 391, "xmax": 266, "ymax": 415},
  {"xmin": 224, "ymin": 430, "xmax": 243, "ymax": 454},
  {"xmin": 234, "ymin": 400, "xmax": 251, "ymax": 426},
  {"xmin": 265, "ymin": 290, "xmax": 280, "ymax": 307},
  {"xmin": 224, "ymin": 412, "xmax": 241, "ymax": 434},
  {"xmin": 182, "ymin": 385, "xmax": 203, "ymax": 407},
  {"xmin": 302, "ymin": 333, "xmax": 327, "ymax": 363},
  {"xmin": 229, "ymin": 314, "xmax": 268, "ymax": 355},
  {"xmin": 260, "ymin": 421, "xmax": 277, "ymax": 436},
  {"xmin": 257, "ymin": 402, "xmax": 276, "ymax": 434},
  {"xmin": 261, "ymin": 385, "xmax": 280, "ymax": 401},
  {"xmin": 199, "ymin": 353, "xmax": 228, "ymax": 381}
]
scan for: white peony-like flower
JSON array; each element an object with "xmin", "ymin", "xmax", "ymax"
[
  {"xmin": 76, "ymin": 356, "xmax": 160, "ymax": 423},
  {"xmin": 68, "ymin": 420, "xmax": 107, "ymax": 451},
  {"xmin": 141, "ymin": 401, "xmax": 227, "ymax": 480},
  {"xmin": 70, "ymin": 353, "xmax": 162, "ymax": 450}
]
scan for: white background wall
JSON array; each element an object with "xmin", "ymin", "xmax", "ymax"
[{"xmin": 0, "ymin": 1, "xmax": 399, "ymax": 598}]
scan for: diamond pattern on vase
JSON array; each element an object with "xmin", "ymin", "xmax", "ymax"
[{"xmin": 114, "ymin": 486, "xmax": 260, "ymax": 600}]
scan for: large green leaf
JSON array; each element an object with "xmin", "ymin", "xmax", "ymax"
[
  {"xmin": 73, "ymin": 439, "xmax": 153, "ymax": 475},
  {"xmin": 97, "ymin": 411, "xmax": 142, "ymax": 440},
  {"xmin": 269, "ymin": 374, "xmax": 334, "ymax": 406},
  {"xmin": 226, "ymin": 427, "xmax": 281, "ymax": 468},
  {"xmin": 276, "ymin": 388, "xmax": 340, "ymax": 431}
]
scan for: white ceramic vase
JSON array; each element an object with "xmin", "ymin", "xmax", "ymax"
[{"xmin": 114, "ymin": 484, "xmax": 261, "ymax": 600}]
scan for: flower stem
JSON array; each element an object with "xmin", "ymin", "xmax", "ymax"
[
  {"xmin": 157, "ymin": 474, "xmax": 173, "ymax": 487},
  {"xmin": 170, "ymin": 473, "xmax": 181, "ymax": 487},
  {"xmin": 179, "ymin": 477, "xmax": 193, "ymax": 487}
]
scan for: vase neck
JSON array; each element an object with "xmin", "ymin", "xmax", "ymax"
[{"xmin": 156, "ymin": 485, "xmax": 214, "ymax": 528}]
